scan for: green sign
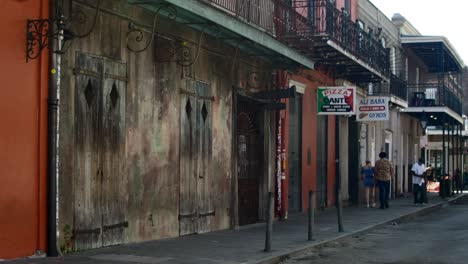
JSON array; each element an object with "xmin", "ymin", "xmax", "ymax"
[{"xmin": 317, "ymin": 86, "xmax": 356, "ymax": 115}]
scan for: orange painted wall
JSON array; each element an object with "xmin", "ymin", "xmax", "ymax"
[
  {"xmin": 0, "ymin": 0, "xmax": 49, "ymax": 259},
  {"xmin": 283, "ymin": 70, "xmax": 335, "ymax": 211}
]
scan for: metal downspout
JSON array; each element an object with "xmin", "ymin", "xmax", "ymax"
[
  {"xmin": 335, "ymin": 116, "xmax": 343, "ymax": 232},
  {"xmin": 47, "ymin": 0, "xmax": 60, "ymax": 257}
]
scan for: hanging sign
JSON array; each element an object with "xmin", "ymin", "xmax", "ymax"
[
  {"xmin": 317, "ymin": 86, "xmax": 356, "ymax": 115},
  {"xmin": 357, "ymin": 96, "xmax": 389, "ymax": 121},
  {"xmin": 420, "ymin": 135, "xmax": 428, "ymax": 148}
]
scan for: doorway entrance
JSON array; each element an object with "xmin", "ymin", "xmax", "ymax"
[
  {"xmin": 237, "ymin": 98, "xmax": 263, "ymax": 226},
  {"xmin": 288, "ymin": 94, "xmax": 303, "ymax": 212},
  {"xmin": 73, "ymin": 53, "xmax": 128, "ymax": 249},
  {"xmin": 179, "ymin": 80, "xmax": 214, "ymax": 236}
]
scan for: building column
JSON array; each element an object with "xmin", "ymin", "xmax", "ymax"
[{"xmin": 443, "ymin": 123, "xmax": 446, "ymax": 176}]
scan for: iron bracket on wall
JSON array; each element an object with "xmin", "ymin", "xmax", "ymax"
[
  {"xmin": 26, "ymin": 18, "xmax": 73, "ymax": 62},
  {"xmin": 126, "ymin": 4, "xmax": 178, "ymax": 53},
  {"xmin": 26, "ymin": 0, "xmax": 102, "ymax": 62},
  {"xmin": 126, "ymin": 4, "xmax": 221, "ymax": 67}
]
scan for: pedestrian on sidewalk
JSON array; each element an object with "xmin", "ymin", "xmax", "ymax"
[
  {"xmin": 454, "ymin": 168, "xmax": 462, "ymax": 194},
  {"xmin": 411, "ymin": 158, "xmax": 427, "ymax": 205},
  {"xmin": 361, "ymin": 160, "xmax": 376, "ymax": 208},
  {"xmin": 374, "ymin": 152, "xmax": 394, "ymax": 209}
]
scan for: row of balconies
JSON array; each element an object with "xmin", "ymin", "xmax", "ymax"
[
  {"xmin": 205, "ymin": 0, "xmax": 390, "ymax": 79},
  {"xmin": 195, "ymin": 1, "xmax": 463, "ymax": 114},
  {"xmin": 370, "ymin": 75, "xmax": 462, "ymax": 115}
]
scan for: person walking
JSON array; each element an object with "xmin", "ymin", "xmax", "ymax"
[
  {"xmin": 374, "ymin": 152, "xmax": 394, "ymax": 209},
  {"xmin": 454, "ymin": 168, "xmax": 462, "ymax": 194},
  {"xmin": 361, "ymin": 160, "xmax": 376, "ymax": 208},
  {"xmin": 411, "ymin": 158, "xmax": 426, "ymax": 205}
]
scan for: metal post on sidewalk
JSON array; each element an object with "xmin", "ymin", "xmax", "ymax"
[
  {"xmin": 308, "ymin": 191, "xmax": 315, "ymax": 241},
  {"xmin": 265, "ymin": 191, "xmax": 273, "ymax": 252},
  {"xmin": 337, "ymin": 191, "xmax": 344, "ymax": 232}
]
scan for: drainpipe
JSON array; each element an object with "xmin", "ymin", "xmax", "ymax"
[
  {"xmin": 335, "ymin": 116, "xmax": 343, "ymax": 232},
  {"xmin": 47, "ymin": 0, "xmax": 61, "ymax": 257}
]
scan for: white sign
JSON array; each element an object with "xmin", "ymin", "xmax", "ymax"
[
  {"xmin": 357, "ymin": 96, "xmax": 389, "ymax": 121},
  {"xmin": 420, "ymin": 135, "xmax": 428, "ymax": 148}
]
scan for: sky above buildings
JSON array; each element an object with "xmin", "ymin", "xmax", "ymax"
[{"xmin": 369, "ymin": 0, "xmax": 467, "ymax": 66}]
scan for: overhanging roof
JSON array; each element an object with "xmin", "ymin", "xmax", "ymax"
[
  {"xmin": 402, "ymin": 36, "xmax": 465, "ymax": 72},
  {"xmin": 128, "ymin": 0, "xmax": 315, "ymax": 69},
  {"xmin": 401, "ymin": 106, "xmax": 463, "ymax": 125}
]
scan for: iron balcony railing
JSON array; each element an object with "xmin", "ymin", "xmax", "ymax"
[
  {"xmin": 205, "ymin": 0, "xmax": 276, "ymax": 34},
  {"xmin": 408, "ymin": 84, "xmax": 462, "ymax": 115},
  {"xmin": 390, "ymin": 74, "xmax": 407, "ymax": 101},
  {"xmin": 204, "ymin": 0, "xmax": 390, "ymax": 77},
  {"xmin": 312, "ymin": 0, "xmax": 389, "ymax": 76},
  {"xmin": 367, "ymin": 74, "xmax": 407, "ymax": 101}
]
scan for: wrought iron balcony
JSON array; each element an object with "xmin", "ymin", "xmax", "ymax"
[
  {"xmin": 408, "ymin": 84, "xmax": 462, "ymax": 115},
  {"xmin": 205, "ymin": 0, "xmax": 390, "ymax": 81},
  {"xmin": 390, "ymin": 74, "xmax": 407, "ymax": 101},
  {"xmin": 131, "ymin": 0, "xmax": 390, "ymax": 78},
  {"xmin": 311, "ymin": 0, "xmax": 389, "ymax": 79},
  {"xmin": 205, "ymin": 0, "xmax": 314, "ymax": 52},
  {"xmin": 366, "ymin": 74, "xmax": 407, "ymax": 102},
  {"xmin": 205, "ymin": 0, "xmax": 276, "ymax": 34}
]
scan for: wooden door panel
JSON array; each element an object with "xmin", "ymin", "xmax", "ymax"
[
  {"xmin": 197, "ymin": 98, "xmax": 213, "ymax": 234},
  {"xmin": 101, "ymin": 59, "xmax": 127, "ymax": 246},
  {"xmin": 179, "ymin": 94, "xmax": 198, "ymax": 236},
  {"xmin": 179, "ymin": 80, "xmax": 213, "ymax": 235},
  {"xmin": 74, "ymin": 54, "xmax": 103, "ymax": 249}
]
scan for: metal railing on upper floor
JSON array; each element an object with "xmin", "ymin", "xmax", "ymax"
[
  {"xmin": 390, "ymin": 74, "xmax": 407, "ymax": 101},
  {"xmin": 366, "ymin": 74, "xmax": 407, "ymax": 101},
  {"xmin": 407, "ymin": 83, "xmax": 462, "ymax": 115},
  {"xmin": 311, "ymin": 0, "xmax": 389, "ymax": 75},
  {"xmin": 204, "ymin": 0, "xmax": 390, "ymax": 77}
]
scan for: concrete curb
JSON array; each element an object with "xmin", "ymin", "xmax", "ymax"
[{"xmin": 251, "ymin": 194, "xmax": 468, "ymax": 264}]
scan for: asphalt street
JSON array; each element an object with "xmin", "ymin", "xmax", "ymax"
[{"xmin": 281, "ymin": 197, "xmax": 468, "ymax": 264}]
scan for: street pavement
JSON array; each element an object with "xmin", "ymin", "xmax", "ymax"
[
  {"xmin": 281, "ymin": 193, "xmax": 468, "ymax": 264},
  {"xmin": 3, "ymin": 193, "xmax": 466, "ymax": 264}
]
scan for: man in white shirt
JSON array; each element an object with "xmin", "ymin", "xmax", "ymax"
[{"xmin": 411, "ymin": 158, "xmax": 427, "ymax": 205}]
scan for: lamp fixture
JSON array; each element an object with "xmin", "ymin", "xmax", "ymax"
[{"xmin": 420, "ymin": 111, "xmax": 428, "ymax": 130}]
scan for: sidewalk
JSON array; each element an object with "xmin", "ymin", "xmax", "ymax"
[{"xmin": 5, "ymin": 193, "xmax": 466, "ymax": 264}]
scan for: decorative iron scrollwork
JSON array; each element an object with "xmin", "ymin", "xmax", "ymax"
[
  {"xmin": 71, "ymin": 0, "xmax": 102, "ymax": 39},
  {"xmin": 126, "ymin": 4, "xmax": 220, "ymax": 68},
  {"xmin": 26, "ymin": 19, "xmax": 51, "ymax": 62},
  {"xmin": 26, "ymin": 0, "xmax": 101, "ymax": 62},
  {"xmin": 26, "ymin": 17, "xmax": 73, "ymax": 62},
  {"xmin": 126, "ymin": 5, "xmax": 178, "ymax": 53}
]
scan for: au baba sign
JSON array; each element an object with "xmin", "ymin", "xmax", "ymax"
[
  {"xmin": 357, "ymin": 96, "xmax": 389, "ymax": 121},
  {"xmin": 317, "ymin": 87, "xmax": 356, "ymax": 115}
]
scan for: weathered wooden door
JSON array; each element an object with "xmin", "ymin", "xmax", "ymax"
[
  {"xmin": 101, "ymin": 61, "xmax": 127, "ymax": 246},
  {"xmin": 74, "ymin": 53, "xmax": 127, "ymax": 249},
  {"xmin": 288, "ymin": 94, "xmax": 302, "ymax": 212},
  {"xmin": 237, "ymin": 99, "xmax": 262, "ymax": 226},
  {"xmin": 74, "ymin": 54, "xmax": 103, "ymax": 249},
  {"xmin": 179, "ymin": 80, "xmax": 213, "ymax": 236}
]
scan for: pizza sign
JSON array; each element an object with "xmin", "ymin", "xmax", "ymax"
[{"xmin": 317, "ymin": 87, "xmax": 356, "ymax": 115}]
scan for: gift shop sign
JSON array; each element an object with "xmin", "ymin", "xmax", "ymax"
[
  {"xmin": 357, "ymin": 97, "xmax": 389, "ymax": 121},
  {"xmin": 317, "ymin": 87, "xmax": 356, "ymax": 115}
]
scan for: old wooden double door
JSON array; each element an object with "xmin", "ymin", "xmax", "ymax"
[
  {"xmin": 74, "ymin": 53, "xmax": 127, "ymax": 249},
  {"xmin": 179, "ymin": 80, "xmax": 214, "ymax": 236}
]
